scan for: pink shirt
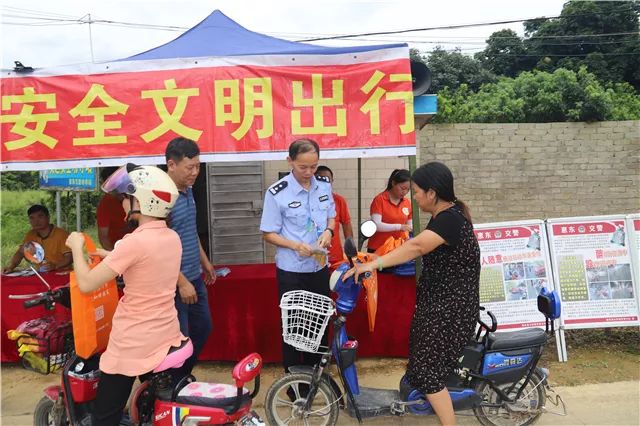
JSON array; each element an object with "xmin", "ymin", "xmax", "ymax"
[{"xmin": 100, "ymin": 220, "xmax": 184, "ymax": 376}]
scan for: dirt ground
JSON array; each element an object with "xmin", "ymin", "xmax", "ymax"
[{"xmin": 2, "ymin": 329, "xmax": 639, "ymax": 425}]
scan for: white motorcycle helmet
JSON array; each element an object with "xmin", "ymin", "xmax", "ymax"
[{"xmin": 102, "ymin": 164, "xmax": 178, "ymax": 218}]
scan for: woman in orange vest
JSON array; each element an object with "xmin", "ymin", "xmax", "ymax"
[{"xmin": 367, "ymin": 169, "xmax": 412, "ymax": 253}]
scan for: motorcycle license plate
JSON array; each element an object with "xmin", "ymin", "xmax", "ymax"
[{"xmin": 239, "ymin": 410, "xmax": 265, "ymax": 426}]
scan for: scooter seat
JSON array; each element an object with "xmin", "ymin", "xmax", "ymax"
[
  {"xmin": 176, "ymin": 382, "xmax": 251, "ymax": 409},
  {"xmin": 153, "ymin": 339, "xmax": 193, "ymax": 373},
  {"xmin": 487, "ymin": 328, "xmax": 547, "ymax": 350}
]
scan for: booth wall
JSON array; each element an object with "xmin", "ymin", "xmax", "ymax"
[{"xmin": 417, "ymin": 121, "xmax": 640, "ymax": 225}]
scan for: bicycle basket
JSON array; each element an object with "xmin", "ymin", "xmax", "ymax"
[
  {"xmin": 280, "ymin": 290, "xmax": 335, "ymax": 353},
  {"xmin": 11, "ymin": 318, "xmax": 72, "ymax": 374}
]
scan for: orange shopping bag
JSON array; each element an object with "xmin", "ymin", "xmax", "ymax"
[
  {"xmin": 374, "ymin": 235, "xmax": 407, "ymax": 257},
  {"xmin": 70, "ymin": 234, "xmax": 118, "ymax": 358}
]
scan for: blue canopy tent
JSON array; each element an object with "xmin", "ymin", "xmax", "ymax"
[
  {"xmin": 123, "ymin": 10, "xmax": 418, "ymax": 252},
  {"xmin": 126, "ymin": 9, "xmax": 405, "ymax": 60}
]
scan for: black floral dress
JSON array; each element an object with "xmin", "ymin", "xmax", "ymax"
[{"xmin": 406, "ymin": 204, "xmax": 480, "ymax": 394}]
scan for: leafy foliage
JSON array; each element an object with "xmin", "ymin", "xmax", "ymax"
[
  {"xmin": 479, "ymin": 1, "xmax": 640, "ymax": 88},
  {"xmin": 427, "ymin": 47, "xmax": 496, "ymax": 93},
  {"xmin": 475, "ymin": 29, "xmax": 532, "ymax": 78},
  {"xmin": 433, "ymin": 67, "xmax": 640, "ymax": 123},
  {"xmin": 0, "ymin": 171, "xmax": 39, "ymax": 191}
]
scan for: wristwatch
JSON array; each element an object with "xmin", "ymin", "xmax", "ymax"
[{"xmin": 324, "ymin": 228, "xmax": 334, "ymax": 237}]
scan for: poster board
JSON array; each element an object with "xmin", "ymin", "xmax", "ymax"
[
  {"xmin": 547, "ymin": 215, "xmax": 639, "ymax": 329},
  {"xmin": 626, "ymin": 214, "xmax": 640, "ymax": 307},
  {"xmin": 474, "ymin": 220, "xmax": 555, "ymax": 330}
]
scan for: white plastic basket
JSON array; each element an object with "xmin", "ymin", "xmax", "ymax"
[{"xmin": 280, "ymin": 290, "xmax": 335, "ymax": 353}]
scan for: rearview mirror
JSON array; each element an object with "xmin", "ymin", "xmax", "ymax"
[
  {"xmin": 360, "ymin": 220, "xmax": 377, "ymax": 238},
  {"xmin": 23, "ymin": 241, "xmax": 45, "ymax": 264},
  {"xmin": 22, "ymin": 241, "xmax": 51, "ymax": 289}
]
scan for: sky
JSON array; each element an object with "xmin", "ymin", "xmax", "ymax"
[{"xmin": 1, "ymin": 0, "xmax": 566, "ymax": 69}]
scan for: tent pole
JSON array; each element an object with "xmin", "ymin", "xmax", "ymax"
[
  {"xmin": 56, "ymin": 191, "xmax": 61, "ymax": 227},
  {"xmin": 408, "ymin": 155, "xmax": 421, "ymax": 281},
  {"xmin": 76, "ymin": 192, "xmax": 81, "ymax": 231},
  {"xmin": 357, "ymin": 158, "xmax": 362, "ymax": 249}
]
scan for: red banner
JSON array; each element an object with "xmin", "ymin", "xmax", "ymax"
[{"xmin": 1, "ymin": 55, "xmax": 415, "ymax": 170}]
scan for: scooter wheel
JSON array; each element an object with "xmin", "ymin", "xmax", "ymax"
[
  {"xmin": 265, "ymin": 373, "xmax": 339, "ymax": 426},
  {"xmin": 473, "ymin": 369, "xmax": 547, "ymax": 426},
  {"xmin": 33, "ymin": 397, "xmax": 55, "ymax": 426}
]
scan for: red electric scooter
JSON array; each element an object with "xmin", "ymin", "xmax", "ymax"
[{"xmin": 9, "ymin": 242, "xmax": 265, "ymax": 426}]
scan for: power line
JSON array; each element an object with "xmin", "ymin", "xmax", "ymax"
[
  {"xmin": 271, "ymin": 30, "xmax": 639, "ymax": 40},
  {"xmin": 3, "ymin": 6, "xmax": 638, "ymax": 43},
  {"xmin": 2, "ymin": 21, "xmax": 83, "ymax": 27},
  {"xmin": 4, "ymin": 4, "xmax": 637, "ymax": 39},
  {"xmin": 342, "ymin": 37, "xmax": 637, "ymax": 46},
  {"xmin": 458, "ymin": 52, "xmax": 640, "ymax": 57},
  {"xmin": 294, "ymin": 5, "xmax": 638, "ymax": 42},
  {"xmin": 1, "ymin": 5, "xmax": 80, "ymax": 19}
]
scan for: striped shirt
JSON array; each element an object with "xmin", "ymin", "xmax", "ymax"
[{"xmin": 168, "ymin": 187, "xmax": 202, "ymax": 281}]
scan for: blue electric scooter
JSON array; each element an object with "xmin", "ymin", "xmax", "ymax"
[{"xmin": 264, "ymin": 233, "xmax": 566, "ymax": 426}]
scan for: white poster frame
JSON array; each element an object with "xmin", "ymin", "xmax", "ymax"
[
  {"xmin": 626, "ymin": 213, "xmax": 640, "ymax": 326},
  {"xmin": 474, "ymin": 219, "xmax": 565, "ymax": 361},
  {"xmin": 546, "ymin": 215, "xmax": 639, "ymax": 334}
]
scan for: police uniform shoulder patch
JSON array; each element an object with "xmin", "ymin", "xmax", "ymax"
[{"xmin": 269, "ymin": 180, "xmax": 288, "ymax": 195}]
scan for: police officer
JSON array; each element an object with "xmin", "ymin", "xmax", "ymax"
[{"xmin": 260, "ymin": 138, "xmax": 336, "ymax": 374}]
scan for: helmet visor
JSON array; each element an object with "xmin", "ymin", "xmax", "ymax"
[{"xmin": 101, "ymin": 165, "xmax": 132, "ymax": 194}]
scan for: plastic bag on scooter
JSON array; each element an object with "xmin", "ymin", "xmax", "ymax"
[
  {"xmin": 356, "ymin": 252, "xmax": 378, "ymax": 332},
  {"xmin": 70, "ymin": 234, "xmax": 118, "ymax": 358}
]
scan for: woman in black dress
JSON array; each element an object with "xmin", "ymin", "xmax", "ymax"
[{"xmin": 347, "ymin": 162, "xmax": 480, "ymax": 426}]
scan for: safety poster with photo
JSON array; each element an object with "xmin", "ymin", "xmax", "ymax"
[
  {"xmin": 474, "ymin": 220, "xmax": 554, "ymax": 330},
  {"xmin": 627, "ymin": 214, "xmax": 640, "ymax": 296},
  {"xmin": 547, "ymin": 215, "xmax": 639, "ymax": 329}
]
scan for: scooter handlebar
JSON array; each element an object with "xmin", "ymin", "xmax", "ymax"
[
  {"xmin": 24, "ymin": 297, "xmax": 45, "ymax": 308},
  {"xmin": 21, "ymin": 287, "xmax": 69, "ymax": 309}
]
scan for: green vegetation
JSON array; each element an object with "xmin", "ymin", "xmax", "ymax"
[
  {"xmin": 411, "ymin": 1, "xmax": 640, "ymax": 123},
  {"xmin": 1, "ymin": 187, "xmax": 99, "ymax": 267},
  {"xmin": 434, "ymin": 67, "xmax": 640, "ymax": 123}
]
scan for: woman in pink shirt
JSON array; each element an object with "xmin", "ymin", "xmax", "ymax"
[{"xmin": 66, "ymin": 164, "xmax": 185, "ymax": 426}]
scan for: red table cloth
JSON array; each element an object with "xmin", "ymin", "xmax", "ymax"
[
  {"xmin": 2, "ymin": 265, "xmax": 416, "ymax": 364},
  {"xmin": 1, "ymin": 272, "xmax": 71, "ymax": 362},
  {"xmin": 202, "ymin": 264, "xmax": 416, "ymax": 363}
]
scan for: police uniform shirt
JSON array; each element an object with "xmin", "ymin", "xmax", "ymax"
[{"xmin": 260, "ymin": 172, "xmax": 336, "ymax": 273}]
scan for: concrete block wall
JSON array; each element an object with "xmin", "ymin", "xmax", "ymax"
[
  {"xmin": 259, "ymin": 121, "xmax": 638, "ymax": 262},
  {"xmin": 417, "ymin": 121, "xmax": 640, "ymax": 224}
]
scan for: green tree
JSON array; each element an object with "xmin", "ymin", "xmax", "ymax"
[
  {"xmin": 426, "ymin": 47, "xmax": 496, "ymax": 92},
  {"xmin": 524, "ymin": 1, "xmax": 640, "ymax": 87},
  {"xmin": 433, "ymin": 67, "xmax": 640, "ymax": 123},
  {"xmin": 409, "ymin": 48, "xmax": 425, "ymax": 63},
  {"xmin": 0, "ymin": 171, "xmax": 39, "ymax": 191},
  {"xmin": 477, "ymin": 1, "xmax": 640, "ymax": 87},
  {"xmin": 475, "ymin": 29, "xmax": 532, "ymax": 78}
]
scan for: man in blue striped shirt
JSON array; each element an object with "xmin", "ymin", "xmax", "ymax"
[{"xmin": 166, "ymin": 137, "xmax": 215, "ymax": 378}]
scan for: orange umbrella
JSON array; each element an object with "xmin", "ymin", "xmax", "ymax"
[{"xmin": 356, "ymin": 252, "xmax": 378, "ymax": 332}]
